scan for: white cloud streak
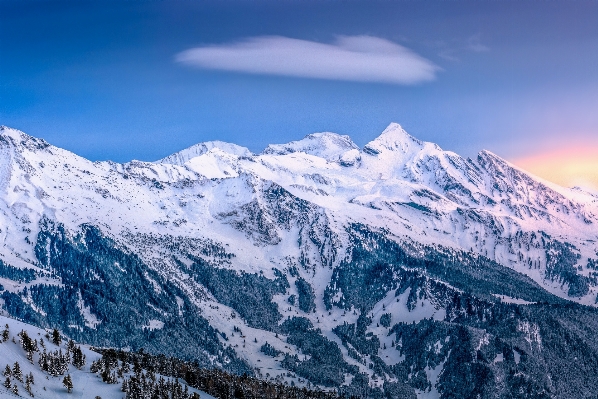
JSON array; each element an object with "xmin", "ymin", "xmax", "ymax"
[
  {"xmin": 467, "ymin": 33, "xmax": 490, "ymax": 52},
  {"xmin": 175, "ymin": 36, "xmax": 440, "ymax": 85}
]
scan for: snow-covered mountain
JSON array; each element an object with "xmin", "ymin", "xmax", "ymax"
[{"xmin": 0, "ymin": 123, "xmax": 597, "ymax": 398}]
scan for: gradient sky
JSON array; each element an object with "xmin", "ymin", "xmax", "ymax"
[{"xmin": 1, "ymin": 0, "xmax": 597, "ymax": 188}]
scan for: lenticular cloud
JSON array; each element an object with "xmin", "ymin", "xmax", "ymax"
[{"xmin": 175, "ymin": 35, "xmax": 440, "ymax": 85}]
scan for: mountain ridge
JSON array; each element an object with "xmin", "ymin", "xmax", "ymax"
[
  {"xmin": 1, "ymin": 123, "xmax": 596, "ymax": 300},
  {"xmin": 0, "ymin": 123, "xmax": 597, "ymax": 398}
]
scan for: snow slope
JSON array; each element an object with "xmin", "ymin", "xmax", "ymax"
[
  {"xmin": 0, "ymin": 123, "xmax": 597, "ymax": 397},
  {"xmin": 1, "ymin": 123, "xmax": 595, "ymax": 302},
  {"xmin": 0, "ymin": 315, "xmax": 214, "ymax": 399}
]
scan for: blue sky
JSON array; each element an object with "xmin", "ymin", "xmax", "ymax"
[{"xmin": 1, "ymin": 0, "xmax": 597, "ymax": 168}]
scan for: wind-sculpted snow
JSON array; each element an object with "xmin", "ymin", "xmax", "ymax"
[
  {"xmin": 157, "ymin": 140, "xmax": 253, "ymax": 165},
  {"xmin": 263, "ymin": 132, "xmax": 359, "ymax": 162},
  {"xmin": 0, "ymin": 124, "xmax": 597, "ymax": 397}
]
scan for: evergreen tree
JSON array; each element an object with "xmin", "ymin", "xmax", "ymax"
[
  {"xmin": 1, "ymin": 324, "xmax": 8, "ymax": 342},
  {"xmin": 63, "ymin": 374, "xmax": 73, "ymax": 393},
  {"xmin": 121, "ymin": 378, "xmax": 129, "ymax": 392},
  {"xmin": 12, "ymin": 362, "xmax": 22, "ymax": 382},
  {"xmin": 38, "ymin": 349, "xmax": 48, "ymax": 372},
  {"xmin": 52, "ymin": 328, "xmax": 61, "ymax": 346},
  {"xmin": 20, "ymin": 330, "xmax": 35, "ymax": 353},
  {"xmin": 72, "ymin": 346, "xmax": 86, "ymax": 369},
  {"xmin": 133, "ymin": 361, "xmax": 142, "ymax": 375},
  {"xmin": 101, "ymin": 368, "xmax": 115, "ymax": 384},
  {"xmin": 90, "ymin": 359, "xmax": 102, "ymax": 373},
  {"xmin": 3, "ymin": 365, "xmax": 11, "ymax": 377},
  {"xmin": 25, "ymin": 380, "xmax": 34, "ymax": 397},
  {"xmin": 121, "ymin": 361, "xmax": 130, "ymax": 374},
  {"xmin": 3, "ymin": 377, "xmax": 10, "ymax": 389}
]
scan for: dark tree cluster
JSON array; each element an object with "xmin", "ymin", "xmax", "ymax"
[
  {"xmin": 67, "ymin": 339, "xmax": 87, "ymax": 369},
  {"xmin": 38, "ymin": 349, "xmax": 70, "ymax": 376},
  {"xmin": 3, "ymin": 361, "xmax": 35, "ymax": 397},
  {"xmin": 295, "ymin": 278, "xmax": 316, "ymax": 313},
  {"xmin": 0, "ymin": 259, "xmax": 39, "ymax": 283},
  {"xmin": 333, "ymin": 313, "xmax": 379, "ymax": 358},
  {"xmin": 122, "ymin": 371, "xmax": 200, "ymax": 399},
  {"xmin": 18, "ymin": 329, "xmax": 39, "ymax": 362},
  {"xmin": 20, "ymin": 218, "xmax": 251, "ymax": 376},
  {"xmin": 279, "ymin": 317, "xmax": 358, "ymax": 387},
  {"xmin": 378, "ymin": 314, "xmax": 391, "ymax": 328},
  {"xmin": 95, "ymin": 348, "xmax": 360, "ymax": 399},
  {"xmin": 324, "ymin": 223, "xmax": 562, "ymax": 315},
  {"xmin": 259, "ymin": 342, "xmax": 282, "ymax": 357},
  {"xmin": 544, "ymin": 238, "xmax": 589, "ymax": 297},
  {"xmin": 190, "ymin": 258, "xmax": 289, "ymax": 331}
]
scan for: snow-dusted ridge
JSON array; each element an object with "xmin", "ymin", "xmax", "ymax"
[
  {"xmin": 263, "ymin": 132, "xmax": 359, "ymax": 162},
  {"xmin": 0, "ymin": 123, "xmax": 597, "ymax": 397},
  {"xmin": 0, "ymin": 123, "xmax": 596, "ymax": 301},
  {"xmin": 157, "ymin": 140, "xmax": 253, "ymax": 165}
]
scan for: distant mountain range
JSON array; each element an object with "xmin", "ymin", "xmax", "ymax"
[{"xmin": 0, "ymin": 123, "xmax": 597, "ymax": 398}]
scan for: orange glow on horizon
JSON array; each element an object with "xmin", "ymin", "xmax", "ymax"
[{"xmin": 510, "ymin": 145, "xmax": 598, "ymax": 190}]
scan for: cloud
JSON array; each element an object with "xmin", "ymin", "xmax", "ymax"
[
  {"xmin": 175, "ymin": 36, "xmax": 440, "ymax": 85},
  {"xmin": 467, "ymin": 33, "xmax": 489, "ymax": 52},
  {"xmin": 438, "ymin": 48, "xmax": 460, "ymax": 62}
]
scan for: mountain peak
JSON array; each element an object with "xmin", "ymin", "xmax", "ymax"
[
  {"xmin": 262, "ymin": 132, "xmax": 358, "ymax": 162},
  {"xmin": 157, "ymin": 140, "xmax": 253, "ymax": 165},
  {"xmin": 362, "ymin": 123, "xmax": 436, "ymax": 156},
  {"xmin": 0, "ymin": 125, "xmax": 29, "ymax": 142},
  {"xmin": 0, "ymin": 125, "xmax": 51, "ymax": 152}
]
